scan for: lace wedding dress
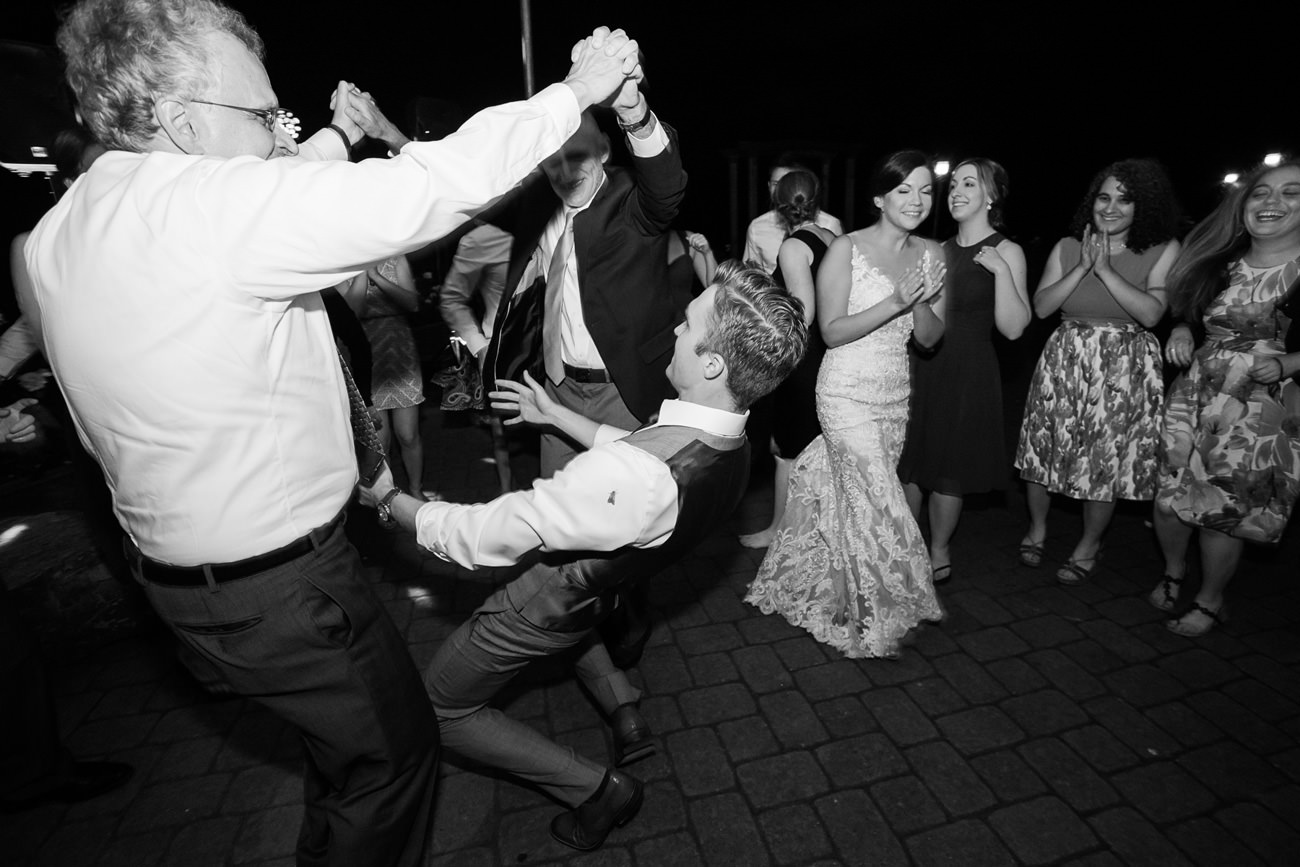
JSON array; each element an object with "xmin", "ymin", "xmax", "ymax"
[{"xmin": 745, "ymin": 241, "xmax": 942, "ymax": 657}]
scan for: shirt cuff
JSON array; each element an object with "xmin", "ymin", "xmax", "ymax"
[
  {"xmin": 298, "ymin": 128, "xmax": 349, "ymax": 162},
  {"xmin": 625, "ymin": 117, "xmax": 669, "ymax": 158}
]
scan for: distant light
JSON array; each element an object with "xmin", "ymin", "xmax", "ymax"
[
  {"xmin": 934, "ymin": 160, "xmax": 951, "ymax": 178},
  {"xmin": 30, "ymin": 146, "xmax": 48, "ymax": 158},
  {"xmin": 276, "ymin": 109, "xmax": 302, "ymax": 141},
  {"xmin": 1223, "ymin": 173, "xmax": 1240, "ymax": 185},
  {"xmin": 1263, "ymin": 153, "xmax": 1283, "ymax": 167}
]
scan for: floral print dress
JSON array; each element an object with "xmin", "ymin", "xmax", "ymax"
[{"xmin": 1157, "ymin": 257, "xmax": 1300, "ymax": 543}]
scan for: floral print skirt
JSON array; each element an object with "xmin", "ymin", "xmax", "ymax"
[
  {"xmin": 1015, "ymin": 320, "xmax": 1163, "ymax": 502},
  {"xmin": 1156, "ymin": 340, "xmax": 1300, "ymax": 544}
]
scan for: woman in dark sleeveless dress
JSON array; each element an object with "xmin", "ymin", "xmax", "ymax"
[
  {"xmin": 899, "ymin": 159, "xmax": 1031, "ymax": 582},
  {"xmin": 740, "ymin": 169, "xmax": 837, "ymax": 548}
]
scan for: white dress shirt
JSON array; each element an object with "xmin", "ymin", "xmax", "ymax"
[
  {"xmin": 533, "ymin": 121, "xmax": 672, "ymax": 371},
  {"xmin": 742, "ymin": 209, "xmax": 843, "ymax": 274},
  {"xmin": 414, "ymin": 398, "xmax": 747, "ymax": 567},
  {"xmin": 439, "ymin": 223, "xmax": 513, "ymax": 357},
  {"xmin": 25, "ymin": 83, "xmax": 581, "ymax": 565}
]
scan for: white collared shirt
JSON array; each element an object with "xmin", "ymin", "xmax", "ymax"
[
  {"xmin": 26, "ymin": 84, "xmax": 581, "ymax": 565},
  {"xmin": 537, "ymin": 120, "xmax": 672, "ymax": 370},
  {"xmin": 415, "ymin": 398, "xmax": 748, "ymax": 567}
]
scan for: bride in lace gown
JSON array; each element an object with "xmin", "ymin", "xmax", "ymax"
[{"xmin": 746, "ymin": 151, "xmax": 946, "ymax": 657}]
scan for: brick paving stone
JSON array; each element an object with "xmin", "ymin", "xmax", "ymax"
[
  {"xmin": 1144, "ymin": 700, "xmax": 1223, "ymax": 747},
  {"xmin": 699, "ymin": 586, "xmax": 751, "ymax": 623},
  {"xmin": 633, "ymin": 832, "xmax": 704, "ymax": 867},
  {"xmin": 1232, "ymin": 653, "xmax": 1300, "ymax": 700},
  {"xmin": 1272, "ymin": 747, "xmax": 1300, "ymax": 784},
  {"xmin": 793, "ymin": 660, "xmax": 871, "ymax": 701},
  {"xmin": 688, "ymin": 652, "xmax": 739, "ymax": 686},
  {"xmin": 869, "ymin": 776, "xmax": 946, "ymax": 835},
  {"xmin": 814, "ymin": 733, "xmax": 908, "ymax": 788},
  {"xmin": 815, "ymin": 790, "xmax": 909, "ymax": 867},
  {"xmin": 147, "ymin": 734, "xmax": 222, "ymax": 782},
  {"xmin": 1239, "ymin": 627, "xmax": 1300, "ymax": 662},
  {"xmin": 738, "ymin": 613, "xmax": 804, "ymax": 646},
  {"xmin": 1089, "ymin": 807, "xmax": 1193, "ymax": 866},
  {"xmin": 98, "ymin": 829, "xmax": 172, "ymax": 867},
  {"xmin": 1060, "ymin": 725, "xmax": 1141, "ymax": 773},
  {"xmin": 1078, "ymin": 620, "xmax": 1159, "ymax": 663},
  {"xmin": 160, "ymin": 816, "xmax": 242, "ymax": 867},
  {"xmin": 149, "ymin": 702, "xmax": 244, "ymax": 742},
  {"xmin": 1058, "ymin": 639, "xmax": 1126, "ymax": 675},
  {"xmin": 1010, "ymin": 614, "xmax": 1086, "ymax": 648},
  {"xmin": 1216, "ymin": 802, "xmax": 1300, "ymax": 865},
  {"xmin": 691, "ymin": 792, "xmax": 771, "ymax": 867},
  {"xmin": 773, "ymin": 636, "xmax": 831, "ymax": 671},
  {"xmin": 1177, "ymin": 741, "xmax": 1288, "ymax": 801},
  {"xmin": 1184, "ymin": 691, "xmax": 1292, "ymax": 753},
  {"xmin": 1103, "ymin": 663, "xmax": 1192, "ymax": 708},
  {"xmin": 427, "ymin": 771, "xmax": 497, "ymax": 852},
  {"xmin": 813, "ymin": 696, "xmax": 875, "ymax": 738},
  {"xmin": 756, "ymin": 803, "xmax": 833, "ymax": 864},
  {"xmin": 117, "ymin": 774, "xmax": 231, "ymax": 835},
  {"xmin": 1025, "ymin": 587, "xmax": 1098, "ymax": 622},
  {"xmin": 903, "ymin": 677, "xmax": 968, "ymax": 717},
  {"xmin": 858, "ymin": 650, "xmax": 935, "ymax": 686},
  {"xmin": 717, "ymin": 715, "xmax": 780, "ymax": 763},
  {"xmin": 640, "ymin": 645, "xmax": 693, "ymax": 693},
  {"xmin": 906, "ymin": 819, "xmax": 1015, "ymax": 867},
  {"xmin": 221, "ymin": 764, "xmax": 298, "ymax": 812},
  {"xmin": 88, "ymin": 682, "xmax": 161, "ymax": 720},
  {"xmin": 32, "ymin": 816, "xmax": 118, "ymax": 867},
  {"xmin": 676, "ymin": 623, "xmax": 745, "ymax": 655},
  {"xmin": 988, "ymin": 795, "xmax": 1098, "ymax": 865},
  {"xmin": 1017, "ymin": 738, "xmax": 1118, "ymax": 812},
  {"xmin": 1082, "ymin": 696, "xmax": 1181, "ymax": 758},
  {"xmin": 64, "ymin": 713, "xmax": 157, "ymax": 754},
  {"xmin": 945, "ymin": 589, "xmax": 1016, "ymax": 627},
  {"xmin": 1156, "ymin": 648, "xmax": 1244, "ymax": 690},
  {"xmin": 1062, "ymin": 853, "xmax": 1124, "ymax": 867},
  {"xmin": 1169, "ymin": 817, "xmax": 1267, "ymax": 867},
  {"xmin": 861, "ymin": 688, "xmax": 938, "ymax": 746},
  {"xmin": 905, "ymin": 741, "xmax": 996, "ymax": 816},
  {"xmin": 939, "ymin": 604, "xmax": 985, "ymax": 635},
  {"xmin": 935, "ymin": 706, "xmax": 1026, "ymax": 755},
  {"xmin": 1022, "ymin": 648, "xmax": 1108, "ymax": 701},
  {"xmin": 666, "ymin": 727, "xmax": 735, "ymax": 796},
  {"xmin": 629, "ymin": 780, "xmax": 689, "ymax": 840},
  {"xmin": 679, "ymin": 683, "xmax": 758, "ymax": 727},
  {"xmin": 1220, "ymin": 677, "xmax": 1300, "ymax": 722},
  {"xmin": 496, "ymin": 804, "xmax": 572, "ymax": 864},
  {"xmin": 985, "ymin": 658, "xmax": 1048, "ymax": 696},
  {"xmin": 933, "ymin": 653, "xmax": 1009, "ymax": 704},
  {"xmin": 640, "ymin": 694, "xmax": 686, "ymax": 738},
  {"xmin": 1094, "ymin": 596, "xmax": 1161, "ymax": 626},
  {"xmin": 955, "ymin": 627, "xmax": 1032, "ymax": 662},
  {"xmin": 970, "ymin": 750, "xmax": 1048, "ymax": 802},
  {"xmin": 430, "ymin": 848, "xmax": 494, "ymax": 867},
  {"xmin": 230, "ymin": 803, "xmax": 301, "ymax": 864},
  {"xmin": 732, "ymin": 645, "xmax": 793, "ymax": 694},
  {"xmin": 737, "ymin": 751, "xmax": 829, "ymax": 809},
  {"xmin": 910, "ymin": 624, "xmax": 960, "ymax": 658},
  {"xmin": 1110, "ymin": 761, "xmax": 1216, "ymax": 823},
  {"xmin": 760, "ymin": 690, "xmax": 830, "ymax": 749},
  {"xmin": 1000, "ymin": 689, "xmax": 1089, "ymax": 737}
]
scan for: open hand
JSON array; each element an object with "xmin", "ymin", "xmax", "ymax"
[
  {"xmin": 1079, "ymin": 226, "xmax": 1098, "ymax": 273},
  {"xmin": 0, "ymin": 398, "xmax": 38, "ymax": 443},
  {"xmin": 1093, "ymin": 227, "xmax": 1114, "ymax": 275},
  {"xmin": 490, "ymin": 371, "xmax": 557, "ymax": 426}
]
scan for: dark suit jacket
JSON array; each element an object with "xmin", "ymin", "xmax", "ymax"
[{"xmin": 485, "ymin": 124, "xmax": 687, "ymax": 423}]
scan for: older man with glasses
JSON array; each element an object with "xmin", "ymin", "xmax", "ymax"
[{"xmin": 22, "ymin": 0, "xmax": 642, "ymax": 864}]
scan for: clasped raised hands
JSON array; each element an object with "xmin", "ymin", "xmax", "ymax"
[
  {"xmin": 564, "ymin": 27, "xmax": 644, "ymax": 112},
  {"xmin": 893, "ymin": 250, "xmax": 946, "ymax": 311}
]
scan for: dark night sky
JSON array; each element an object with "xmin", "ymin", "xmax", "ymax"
[{"xmin": 3, "ymin": 1, "xmax": 1292, "ymax": 260}]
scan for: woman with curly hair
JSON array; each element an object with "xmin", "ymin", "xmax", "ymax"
[
  {"xmin": 1150, "ymin": 160, "xmax": 1300, "ymax": 636},
  {"xmin": 899, "ymin": 158, "xmax": 1031, "ymax": 582},
  {"xmin": 1014, "ymin": 159, "xmax": 1181, "ymax": 583},
  {"xmin": 740, "ymin": 169, "xmax": 837, "ymax": 548}
]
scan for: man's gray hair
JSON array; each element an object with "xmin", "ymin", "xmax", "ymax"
[{"xmin": 58, "ymin": 0, "xmax": 264, "ymax": 152}]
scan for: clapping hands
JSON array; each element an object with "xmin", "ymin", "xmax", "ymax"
[{"xmin": 894, "ymin": 250, "xmax": 946, "ymax": 311}]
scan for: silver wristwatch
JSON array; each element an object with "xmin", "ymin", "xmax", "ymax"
[{"xmin": 376, "ymin": 487, "xmax": 402, "ymax": 528}]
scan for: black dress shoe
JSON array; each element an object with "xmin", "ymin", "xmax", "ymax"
[
  {"xmin": 610, "ymin": 703, "xmax": 655, "ymax": 767},
  {"xmin": 550, "ymin": 768, "xmax": 643, "ymax": 851},
  {"xmin": 1, "ymin": 761, "xmax": 134, "ymax": 813}
]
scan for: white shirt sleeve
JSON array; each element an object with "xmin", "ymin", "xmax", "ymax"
[
  {"xmin": 187, "ymin": 84, "xmax": 581, "ymax": 301},
  {"xmin": 439, "ymin": 232, "xmax": 493, "ymax": 356},
  {"xmin": 0, "ymin": 316, "xmax": 39, "ymax": 380},
  {"xmin": 624, "ymin": 117, "xmax": 670, "ymax": 158},
  {"xmin": 414, "ymin": 440, "xmax": 679, "ymax": 568}
]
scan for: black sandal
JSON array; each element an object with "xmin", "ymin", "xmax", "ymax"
[
  {"xmin": 1148, "ymin": 575, "xmax": 1185, "ymax": 612},
  {"xmin": 1018, "ymin": 539, "xmax": 1045, "ymax": 568}
]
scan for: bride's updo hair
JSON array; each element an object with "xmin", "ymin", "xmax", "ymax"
[
  {"xmin": 866, "ymin": 149, "xmax": 933, "ymax": 221},
  {"xmin": 774, "ymin": 170, "xmax": 822, "ymax": 235}
]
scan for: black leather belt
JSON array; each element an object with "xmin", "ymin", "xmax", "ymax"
[
  {"xmin": 563, "ymin": 364, "xmax": 613, "ymax": 384},
  {"xmin": 138, "ymin": 510, "xmax": 346, "ymax": 587}
]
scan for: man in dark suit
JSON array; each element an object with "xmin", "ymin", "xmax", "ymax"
[{"xmin": 485, "ymin": 74, "xmax": 687, "ymax": 477}]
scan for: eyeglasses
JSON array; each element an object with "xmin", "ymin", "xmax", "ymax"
[{"xmin": 190, "ymin": 99, "xmax": 283, "ymax": 132}]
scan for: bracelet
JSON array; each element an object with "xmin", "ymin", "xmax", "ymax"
[
  {"xmin": 326, "ymin": 124, "xmax": 354, "ymax": 161},
  {"xmin": 617, "ymin": 111, "xmax": 654, "ymax": 134},
  {"xmin": 1273, "ymin": 356, "xmax": 1286, "ymax": 377}
]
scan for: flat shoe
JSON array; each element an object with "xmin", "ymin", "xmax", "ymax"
[
  {"xmin": 932, "ymin": 564, "xmax": 953, "ymax": 584},
  {"xmin": 1057, "ymin": 554, "xmax": 1101, "ymax": 585},
  {"xmin": 1148, "ymin": 574, "xmax": 1185, "ymax": 612},
  {"xmin": 1167, "ymin": 602, "xmax": 1227, "ymax": 637},
  {"xmin": 1018, "ymin": 539, "xmax": 1045, "ymax": 568}
]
